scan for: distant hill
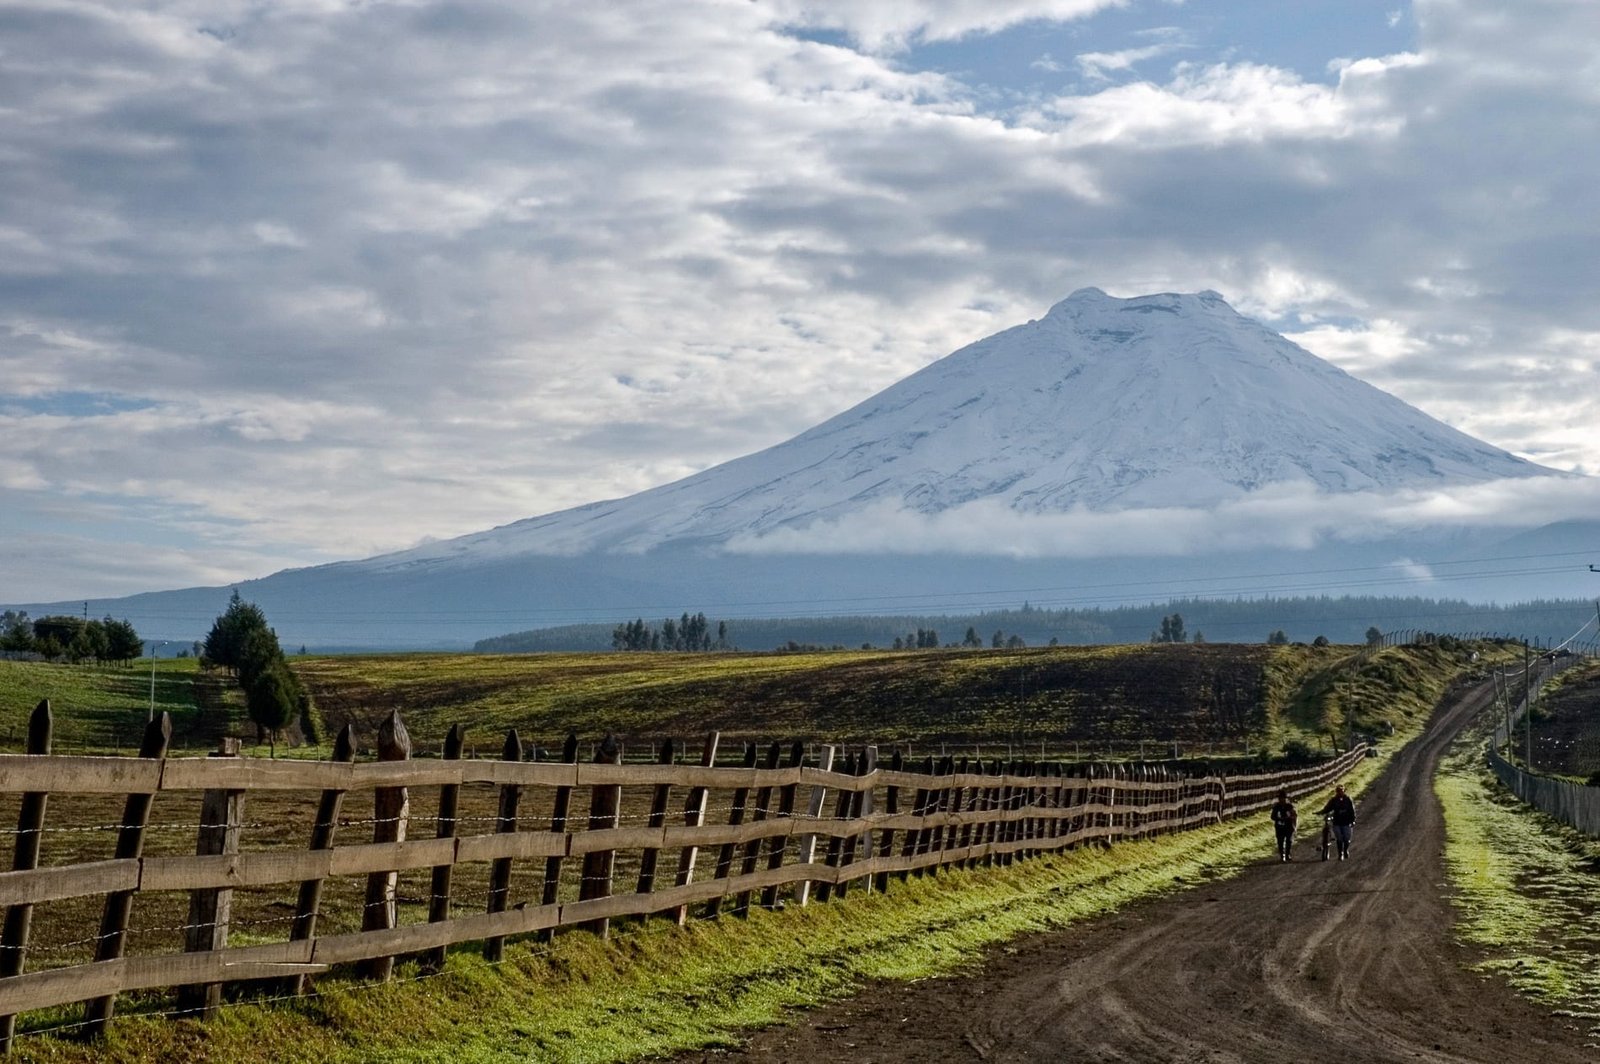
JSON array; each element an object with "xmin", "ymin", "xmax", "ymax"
[{"xmin": 474, "ymin": 596, "xmax": 1600, "ymax": 654}]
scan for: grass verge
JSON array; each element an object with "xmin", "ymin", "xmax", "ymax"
[
  {"xmin": 13, "ymin": 753, "xmax": 1404, "ymax": 1064},
  {"xmin": 1435, "ymin": 706, "xmax": 1600, "ymax": 1042}
]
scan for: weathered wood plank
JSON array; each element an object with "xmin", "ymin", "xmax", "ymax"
[
  {"xmin": 423, "ymin": 723, "xmax": 465, "ymax": 973},
  {"xmin": 578, "ymin": 735, "xmax": 624, "ymax": 938},
  {"xmin": 483, "ymin": 729, "xmax": 523, "ymax": 963},
  {"xmin": 84, "ymin": 712, "xmax": 171, "ymax": 1039},
  {"xmin": 536, "ymin": 734, "xmax": 580, "ymax": 944},
  {"xmin": 177, "ymin": 738, "xmax": 244, "ymax": 1018},
  {"xmin": 633, "ymin": 737, "xmax": 677, "ymax": 903},
  {"xmin": 360, "ymin": 710, "xmax": 411, "ymax": 982},
  {"xmin": 705, "ymin": 743, "xmax": 757, "ymax": 919},
  {"xmin": 290, "ymin": 723, "xmax": 355, "ymax": 996},
  {"xmin": 0, "ymin": 755, "xmax": 161, "ymax": 795},
  {"xmin": 795, "ymin": 745, "xmax": 836, "ymax": 907},
  {"xmin": 0, "ymin": 700, "xmax": 52, "ymax": 1053},
  {"xmin": 759, "ymin": 740, "xmax": 805, "ymax": 911},
  {"xmin": 670, "ymin": 731, "xmax": 719, "ymax": 925}
]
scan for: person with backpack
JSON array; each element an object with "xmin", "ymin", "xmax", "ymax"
[
  {"xmin": 1269, "ymin": 789, "xmax": 1298, "ymax": 862},
  {"xmin": 1318, "ymin": 784, "xmax": 1356, "ymax": 860}
]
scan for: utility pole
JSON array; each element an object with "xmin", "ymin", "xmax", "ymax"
[{"xmin": 1523, "ymin": 642, "xmax": 1533, "ymax": 769}]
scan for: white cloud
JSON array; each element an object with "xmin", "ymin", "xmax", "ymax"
[
  {"xmin": 3, "ymin": 0, "xmax": 1600, "ymax": 601},
  {"xmin": 761, "ymin": 0, "xmax": 1128, "ymax": 51},
  {"xmin": 1076, "ymin": 37, "xmax": 1188, "ymax": 81},
  {"xmin": 726, "ymin": 476, "xmax": 1600, "ymax": 558}
]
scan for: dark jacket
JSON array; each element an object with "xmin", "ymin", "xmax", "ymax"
[
  {"xmin": 1319, "ymin": 794, "xmax": 1355, "ymax": 826},
  {"xmin": 1270, "ymin": 800, "xmax": 1298, "ymax": 828}
]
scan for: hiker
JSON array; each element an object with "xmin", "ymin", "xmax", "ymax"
[
  {"xmin": 1318, "ymin": 784, "xmax": 1356, "ymax": 860},
  {"xmin": 1269, "ymin": 789, "xmax": 1298, "ymax": 862}
]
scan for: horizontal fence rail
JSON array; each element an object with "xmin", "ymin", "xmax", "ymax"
[{"xmin": 0, "ymin": 702, "xmax": 1367, "ymax": 1048}]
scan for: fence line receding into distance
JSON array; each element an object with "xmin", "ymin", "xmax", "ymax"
[{"xmin": 0, "ymin": 701, "xmax": 1366, "ymax": 1049}]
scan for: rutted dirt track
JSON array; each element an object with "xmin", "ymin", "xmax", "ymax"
[{"xmin": 681, "ymin": 680, "xmax": 1596, "ymax": 1063}]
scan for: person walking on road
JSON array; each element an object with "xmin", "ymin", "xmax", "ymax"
[
  {"xmin": 1319, "ymin": 784, "xmax": 1356, "ymax": 860},
  {"xmin": 1269, "ymin": 789, "xmax": 1298, "ymax": 862}
]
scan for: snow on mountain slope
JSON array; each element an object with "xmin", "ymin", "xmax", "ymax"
[{"xmin": 370, "ymin": 289, "xmax": 1554, "ymax": 570}]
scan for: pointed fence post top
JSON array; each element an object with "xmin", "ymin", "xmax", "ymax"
[
  {"xmin": 332, "ymin": 722, "xmax": 357, "ymax": 763},
  {"xmin": 140, "ymin": 712, "xmax": 172, "ymax": 758},
  {"xmin": 377, "ymin": 711, "xmax": 410, "ymax": 762},
  {"xmin": 561, "ymin": 733, "xmax": 580, "ymax": 763},
  {"xmin": 501, "ymin": 729, "xmax": 523, "ymax": 762},
  {"xmin": 28, "ymin": 698, "xmax": 52, "ymax": 755},
  {"xmin": 596, "ymin": 732, "xmax": 621, "ymax": 764},
  {"xmin": 443, "ymin": 723, "xmax": 465, "ymax": 759}
]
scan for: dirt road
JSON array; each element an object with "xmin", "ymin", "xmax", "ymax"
[{"xmin": 683, "ymin": 679, "xmax": 1596, "ymax": 1063}]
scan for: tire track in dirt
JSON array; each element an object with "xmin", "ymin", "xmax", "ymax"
[{"xmin": 679, "ymin": 678, "xmax": 1596, "ymax": 1063}]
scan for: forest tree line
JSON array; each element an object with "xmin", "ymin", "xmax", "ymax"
[{"xmin": 473, "ymin": 595, "xmax": 1599, "ymax": 654}]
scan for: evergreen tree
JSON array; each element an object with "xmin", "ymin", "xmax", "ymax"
[
  {"xmin": 992, "ymin": 629, "xmax": 1004, "ymax": 648},
  {"xmin": 0, "ymin": 610, "xmax": 33, "ymax": 652},
  {"xmin": 963, "ymin": 626, "xmax": 981, "ymax": 648},
  {"xmin": 101, "ymin": 617, "xmax": 143, "ymax": 664},
  {"xmin": 1365, "ymin": 626, "xmax": 1383, "ymax": 647},
  {"xmin": 237, "ymin": 625, "xmax": 285, "ymax": 689},
  {"xmin": 246, "ymin": 661, "xmax": 299, "ymax": 758},
  {"xmin": 203, "ymin": 591, "xmax": 270, "ymax": 672}
]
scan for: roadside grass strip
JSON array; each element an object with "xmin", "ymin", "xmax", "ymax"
[
  {"xmin": 1437, "ymin": 727, "xmax": 1600, "ymax": 1040},
  {"xmin": 6, "ymin": 808, "xmax": 1315, "ymax": 1064}
]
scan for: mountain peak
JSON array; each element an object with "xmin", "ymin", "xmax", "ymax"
[{"xmin": 379, "ymin": 289, "xmax": 1558, "ymax": 565}]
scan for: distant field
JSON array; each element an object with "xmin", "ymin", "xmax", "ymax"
[
  {"xmin": 1525, "ymin": 658, "xmax": 1600, "ymax": 779},
  {"xmin": 2, "ymin": 642, "xmax": 1511, "ymax": 761},
  {"xmin": 290, "ymin": 642, "xmax": 1474, "ymax": 760},
  {"xmin": 0, "ymin": 657, "xmax": 211, "ymax": 754}
]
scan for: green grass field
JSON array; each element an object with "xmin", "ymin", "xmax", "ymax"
[
  {"xmin": 0, "ymin": 657, "xmax": 209, "ymax": 754},
  {"xmin": 0, "ymin": 639, "xmax": 1526, "ymax": 1063},
  {"xmin": 291, "ymin": 642, "xmax": 1364, "ymax": 759}
]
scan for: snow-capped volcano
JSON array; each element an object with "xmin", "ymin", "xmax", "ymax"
[
  {"xmin": 383, "ymin": 288, "xmax": 1551, "ymax": 567},
  {"xmin": 21, "ymin": 289, "xmax": 1586, "ymax": 647}
]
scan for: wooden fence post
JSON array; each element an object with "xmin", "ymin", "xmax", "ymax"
[
  {"xmin": 177, "ymin": 737, "xmax": 244, "ymax": 1018},
  {"xmin": 290, "ymin": 724, "xmax": 355, "ymax": 994},
  {"xmin": 941, "ymin": 755, "xmax": 965, "ymax": 866},
  {"xmin": 982, "ymin": 759, "xmax": 1004, "ymax": 868},
  {"xmin": 873, "ymin": 749, "xmax": 902, "ymax": 894},
  {"xmin": 422, "ymin": 724, "xmax": 465, "ymax": 973},
  {"xmin": 484, "ymin": 729, "xmax": 522, "ymax": 962},
  {"xmin": 83, "ymin": 711, "xmax": 171, "ymax": 1040},
  {"xmin": 671, "ymin": 731, "xmax": 719, "ymax": 925},
  {"xmin": 959, "ymin": 756, "xmax": 983, "ymax": 870},
  {"xmin": 796, "ymin": 745, "xmax": 836, "ymax": 906},
  {"xmin": 0, "ymin": 701, "xmax": 51, "ymax": 1054},
  {"xmin": 930, "ymin": 755, "xmax": 955, "ymax": 873},
  {"xmin": 360, "ymin": 711, "xmax": 410, "ymax": 982},
  {"xmin": 814, "ymin": 751, "xmax": 856, "ymax": 903},
  {"xmin": 837, "ymin": 746, "xmax": 875, "ymax": 897},
  {"xmin": 734, "ymin": 742, "xmax": 781, "ymax": 916},
  {"xmin": 578, "ymin": 734, "xmax": 623, "ymax": 938},
  {"xmin": 634, "ymin": 737, "xmax": 677, "ymax": 904},
  {"xmin": 705, "ymin": 743, "xmax": 757, "ymax": 919},
  {"xmin": 903, "ymin": 756, "xmax": 931, "ymax": 879},
  {"xmin": 760, "ymin": 741, "xmax": 805, "ymax": 910},
  {"xmin": 537, "ymin": 734, "xmax": 580, "ymax": 943}
]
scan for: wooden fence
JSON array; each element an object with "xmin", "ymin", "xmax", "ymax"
[{"xmin": 0, "ymin": 700, "xmax": 1366, "ymax": 1049}]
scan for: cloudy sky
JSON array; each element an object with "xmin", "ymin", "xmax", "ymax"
[{"xmin": 3, "ymin": 0, "xmax": 1598, "ymax": 604}]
